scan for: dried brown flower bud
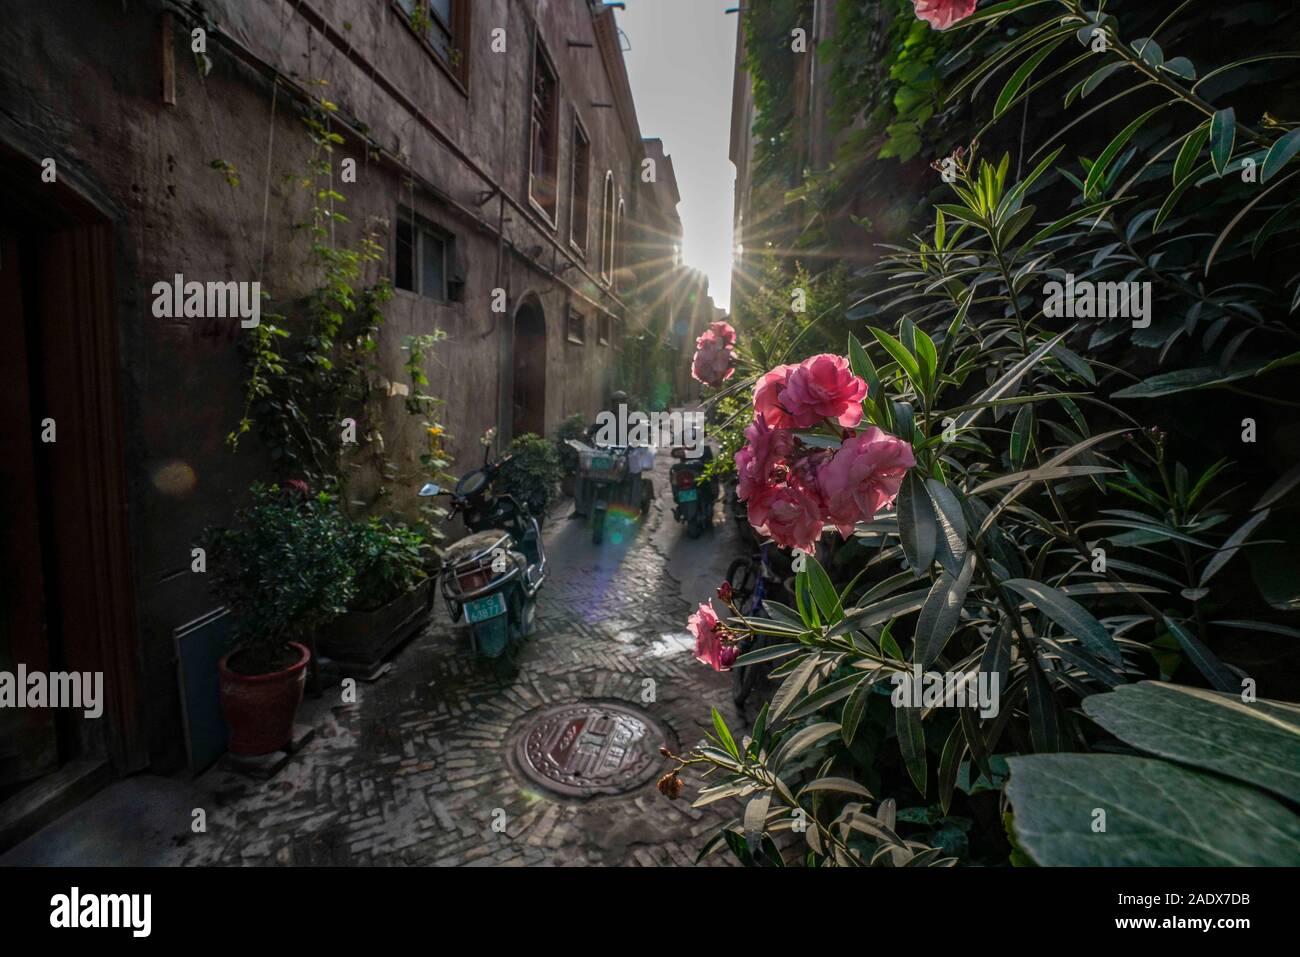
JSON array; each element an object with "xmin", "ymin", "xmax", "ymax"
[{"xmin": 657, "ymin": 770, "xmax": 684, "ymax": 801}]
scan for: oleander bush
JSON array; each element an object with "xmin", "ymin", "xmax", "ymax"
[{"xmin": 671, "ymin": 0, "xmax": 1300, "ymax": 866}]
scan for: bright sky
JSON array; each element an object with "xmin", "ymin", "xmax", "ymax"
[{"xmin": 616, "ymin": 0, "xmax": 738, "ymax": 311}]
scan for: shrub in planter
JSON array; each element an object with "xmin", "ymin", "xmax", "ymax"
[
  {"xmin": 498, "ymin": 432, "xmax": 562, "ymax": 518},
  {"xmin": 204, "ymin": 482, "xmax": 356, "ymax": 754},
  {"xmin": 345, "ymin": 517, "xmax": 430, "ymax": 613},
  {"xmin": 316, "ymin": 517, "xmax": 434, "ymax": 670}
]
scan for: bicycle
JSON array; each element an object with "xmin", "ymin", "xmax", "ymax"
[{"xmin": 725, "ymin": 542, "xmax": 793, "ymax": 710}]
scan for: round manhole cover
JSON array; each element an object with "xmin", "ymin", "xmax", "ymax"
[{"xmin": 513, "ymin": 701, "xmax": 671, "ymax": 798}]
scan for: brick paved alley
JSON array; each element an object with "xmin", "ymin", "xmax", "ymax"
[{"xmin": 166, "ymin": 447, "xmax": 744, "ymax": 866}]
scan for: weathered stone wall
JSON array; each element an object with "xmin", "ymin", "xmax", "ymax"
[{"xmin": 0, "ymin": 0, "xmax": 673, "ymax": 769}]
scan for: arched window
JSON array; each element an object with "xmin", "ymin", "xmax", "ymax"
[
  {"xmin": 613, "ymin": 197, "xmax": 626, "ymax": 291},
  {"xmin": 600, "ymin": 171, "xmax": 615, "ymax": 284}
]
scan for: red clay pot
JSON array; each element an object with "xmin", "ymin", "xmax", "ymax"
[{"xmin": 218, "ymin": 641, "xmax": 310, "ymax": 756}]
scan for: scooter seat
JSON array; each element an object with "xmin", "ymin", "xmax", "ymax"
[{"xmin": 444, "ymin": 529, "xmax": 512, "ymax": 566}]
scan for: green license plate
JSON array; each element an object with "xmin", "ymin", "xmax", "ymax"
[
  {"xmin": 465, "ymin": 592, "xmax": 507, "ymax": 623},
  {"xmin": 592, "ymin": 456, "xmax": 612, "ymax": 471},
  {"xmin": 675, "ymin": 488, "xmax": 698, "ymax": 503}
]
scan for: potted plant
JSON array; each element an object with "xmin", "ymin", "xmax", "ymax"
[
  {"xmin": 204, "ymin": 482, "xmax": 356, "ymax": 755},
  {"xmin": 317, "ymin": 517, "xmax": 433, "ymax": 672}
]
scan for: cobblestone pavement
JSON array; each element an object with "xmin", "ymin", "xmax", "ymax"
[{"xmin": 180, "ymin": 447, "xmax": 745, "ymax": 866}]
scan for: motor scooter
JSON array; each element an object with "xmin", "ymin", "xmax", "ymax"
[
  {"xmin": 418, "ymin": 450, "xmax": 546, "ymax": 659},
  {"xmin": 669, "ymin": 445, "xmax": 718, "ymax": 538}
]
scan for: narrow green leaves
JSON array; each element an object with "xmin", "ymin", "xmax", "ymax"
[
  {"xmin": 898, "ymin": 471, "xmax": 937, "ymax": 575},
  {"xmin": 1003, "ymin": 578, "xmax": 1122, "ymax": 665},
  {"xmin": 1084, "ymin": 104, "xmax": 1169, "ymax": 197},
  {"xmin": 1262, "ymin": 128, "xmax": 1300, "ymax": 182},
  {"xmin": 913, "ymin": 554, "xmax": 976, "ymax": 668},
  {"xmin": 1209, "ymin": 107, "xmax": 1236, "ymax": 175}
]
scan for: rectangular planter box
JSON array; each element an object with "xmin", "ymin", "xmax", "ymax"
[{"xmin": 317, "ymin": 579, "xmax": 433, "ymax": 670}]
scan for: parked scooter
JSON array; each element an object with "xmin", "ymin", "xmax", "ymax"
[
  {"xmin": 669, "ymin": 445, "xmax": 718, "ymax": 538},
  {"xmin": 418, "ymin": 449, "xmax": 546, "ymax": 659}
]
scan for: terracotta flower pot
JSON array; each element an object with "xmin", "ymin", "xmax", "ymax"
[{"xmin": 217, "ymin": 641, "xmax": 311, "ymax": 756}]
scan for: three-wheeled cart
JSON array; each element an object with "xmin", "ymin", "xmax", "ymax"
[{"xmin": 567, "ymin": 440, "xmax": 654, "ymax": 544}]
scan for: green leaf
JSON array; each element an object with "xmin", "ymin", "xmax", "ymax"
[
  {"xmin": 1003, "ymin": 578, "xmax": 1122, "ymax": 665},
  {"xmin": 712, "ymin": 706, "xmax": 739, "ymax": 760},
  {"xmin": 1254, "ymin": 462, "xmax": 1300, "ymax": 510},
  {"xmin": 1111, "ymin": 364, "xmax": 1266, "ymax": 399},
  {"xmin": 897, "ymin": 706, "xmax": 928, "ymax": 796},
  {"xmin": 914, "ymin": 327, "xmax": 939, "ymax": 393},
  {"xmin": 770, "ymin": 654, "xmax": 821, "ymax": 721},
  {"xmin": 743, "ymin": 790, "xmax": 771, "ymax": 851},
  {"xmin": 1010, "ymin": 404, "xmax": 1033, "ymax": 469},
  {"xmin": 848, "ymin": 334, "xmax": 881, "ymax": 412},
  {"xmin": 870, "ymin": 327, "xmax": 923, "ymax": 392},
  {"xmin": 1079, "ymin": 61, "xmax": 1124, "ymax": 99},
  {"xmin": 830, "ymin": 588, "xmax": 931, "ymax": 636},
  {"xmin": 913, "ymin": 555, "xmax": 975, "ymax": 668},
  {"xmin": 1162, "ymin": 56, "xmax": 1196, "ymax": 80},
  {"xmin": 1083, "ymin": 682, "xmax": 1300, "ymax": 803},
  {"xmin": 938, "ymin": 723, "xmax": 966, "ymax": 815},
  {"xmin": 1262, "ymin": 128, "xmax": 1300, "ymax": 183},
  {"xmin": 995, "ymin": 37, "xmax": 1067, "ymax": 118},
  {"xmin": 804, "ymin": 555, "xmax": 844, "ymax": 623},
  {"xmin": 799, "ymin": 777, "xmax": 873, "ymax": 799},
  {"xmin": 1084, "ymin": 104, "xmax": 1169, "ymax": 198},
  {"xmin": 1199, "ymin": 508, "xmax": 1270, "ymax": 586},
  {"xmin": 925, "ymin": 480, "xmax": 968, "ymax": 576},
  {"xmin": 787, "ymin": 673, "xmax": 864, "ymax": 721},
  {"xmin": 1025, "ymin": 656, "xmax": 1061, "ymax": 751},
  {"xmin": 1163, "ymin": 616, "xmax": 1237, "ymax": 692},
  {"xmin": 770, "ymin": 721, "xmax": 841, "ymax": 772},
  {"xmin": 1209, "ymin": 107, "xmax": 1236, "ymax": 175},
  {"xmin": 1172, "ymin": 123, "xmax": 1210, "ymax": 186},
  {"xmin": 897, "ymin": 471, "xmax": 937, "ymax": 576},
  {"xmin": 841, "ymin": 679, "xmax": 872, "ymax": 746},
  {"xmin": 1007, "ymin": 754, "xmax": 1300, "ymax": 865}
]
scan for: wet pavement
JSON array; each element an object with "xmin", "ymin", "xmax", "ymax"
[{"xmin": 4, "ymin": 444, "xmax": 748, "ymax": 867}]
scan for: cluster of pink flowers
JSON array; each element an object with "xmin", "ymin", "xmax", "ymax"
[
  {"xmin": 691, "ymin": 320, "xmax": 737, "ymax": 388},
  {"xmin": 688, "ymin": 601, "xmax": 735, "ymax": 672},
  {"xmin": 735, "ymin": 354, "xmax": 915, "ymax": 554},
  {"xmin": 912, "ymin": 0, "xmax": 977, "ymax": 31}
]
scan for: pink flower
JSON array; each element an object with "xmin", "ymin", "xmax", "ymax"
[
  {"xmin": 818, "ymin": 427, "xmax": 916, "ymax": 536},
  {"xmin": 782, "ymin": 354, "xmax": 868, "ymax": 429},
  {"xmin": 689, "ymin": 601, "xmax": 736, "ymax": 672},
  {"xmin": 709, "ymin": 320, "xmax": 736, "ymax": 348},
  {"xmin": 912, "ymin": 0, "xmax": 977, "ymax": 31},
  {"xmin": 751, "ymin": 483, "xmax": 826, "ymax": 554},
  {"xmin": 734, "ymin": 413, "xmax": 795, "ymax": 502},
  {"xmin": 691, "ymin": 326, "xmax": 735, "ymax": 387},
  {"xmin": 753, "ymin": 363, "xmax": 799, "ymax": 429},
  {"xmin": 754, "ymin": 356, "xmax": 868, "ymax": 430}
]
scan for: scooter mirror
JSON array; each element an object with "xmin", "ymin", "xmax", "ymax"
[
  {"xmin": 417, "ymin": 483, "xmax": 442, "ymax": 497},
  {"xmin": 670, "ymin": 447, "xmax": 687, "ymax": 460}
]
